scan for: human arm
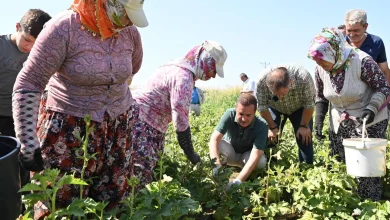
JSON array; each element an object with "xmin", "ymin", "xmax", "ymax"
[
  {"xmin": 236, "ymin": 149, "xmax": 264, "ymax": 182},
  {"xmin": 260, "ymin": 110, "xmax": 279, "ymax": 138},
  {"xmin": 171, "ymin": 72, "xmax": 200, "ymax": 164},
  {"xmin": 257, "ymin": 76, "xmax": 278, "ymax": 136},
  {"xmin": 176, "ymin": 127, "xmax": 201, "ymax": 164},
  {"xmin": 127, "ymin": 27, "xmax": 143, "ymax": 86},
  {"xmin": 209, "ymin": 130, "xmax": 224, "ymax": 165},
  {"xmin": 360, "ymin": 57, "xmax": 390, "ymax": 122},
  {"xmin": 376, "ymin": 39, "xmax": 390, "ymax": 85},
  {"xmin": 13, "ymin": 18, "xmax": 68, "ymax": 171},
  {"xmin": 296, "ymin": 69, "xmax": 315, "ymax": 144},
  {"xmin": 378, "ymin": 62, "xmax": 390, "ymax": 86},
  {"xmin": 313, "ymin": 66, "xmax": 329, "ymax": 140},
  {"xmin": 296, "ymin": 108, "xmax": 314, "ymax": 145},
  {"xmin": 236, "ymin": 121, "xmax": 267, "ymax": 181},
  {"xmin": 130, "ymin": 26, "xmax": 143, "ymax": 75},
  {"xmin": 209, "ymin": 110, "xmax": 231, "ymax": 165}
]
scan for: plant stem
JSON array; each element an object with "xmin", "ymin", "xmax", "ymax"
[
  {"xmin": 129, "ymin": 183, "xmax": 135, "ymax": 219},
  {"xmin": 265, "ymin": 149, "xmax": 272, "ymax": 206},
  {"xmin": 51, "ymin": 189, "xmax": 58, "ymax": 220},
  {"xmin": 158, "ymin": 151, "xmax": 164, "ymax": 210},
  {"xmin": 181, "ymin": 160, "xmax": 190, "ymax": 183},
  {"xmin": 80, "ymin": 119, "xmax": 91, "ymax": 200}
]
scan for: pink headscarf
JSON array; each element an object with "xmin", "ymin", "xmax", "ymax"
[{"xmin": 169, "ymin": 44, "xmax": 217, "ymax": 81}]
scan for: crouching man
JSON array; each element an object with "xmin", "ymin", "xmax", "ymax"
[{"xmin": 209, "ymin": 94, "xmax": 268, "ymax": 187}]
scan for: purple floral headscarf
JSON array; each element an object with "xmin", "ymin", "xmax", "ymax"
[
  {"xmin": 170, "ymin": 44, "xmax": 217, "ymax": 81},
  {"xmin": 308, "ymin": 27, "xmax": 352, "ymax": 71}
]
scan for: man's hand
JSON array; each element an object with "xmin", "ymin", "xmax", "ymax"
[
  {"xmin": 268, "ymin": 128, "xmax": 279, "ymax": 143},
  {"xmin": 296, "ymin": 127, "xmax": 312, "ymax": 145}
]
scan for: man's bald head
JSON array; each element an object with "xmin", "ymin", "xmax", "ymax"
[{"xmin": 266, "ymin": 67, "xmax": 290, "ymax": 93}]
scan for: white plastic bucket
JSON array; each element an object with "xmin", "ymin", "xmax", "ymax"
[{"xmin": 343, "ymin": 138, "xmax": 387, "ymax": 177}]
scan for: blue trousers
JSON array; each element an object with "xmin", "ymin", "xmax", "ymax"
[{"xmin": 269, "ymin": 107, "xmax": 314, "ymax": 164}]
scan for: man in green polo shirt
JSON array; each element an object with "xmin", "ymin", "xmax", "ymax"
[{"xmin": 209, "ymin": 93, "xmax": 268, "ymax": 186}]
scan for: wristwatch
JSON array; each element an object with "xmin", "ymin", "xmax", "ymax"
[
  {"xmin": 299, "ymin": 124, "xmax": 309, "ymax": 128},
  {"xmin": 269, "ymin": 126, "xmax": 278, "ymax": 130}
]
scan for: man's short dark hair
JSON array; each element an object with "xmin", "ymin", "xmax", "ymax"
[
  {"xmin": 19, "ymin": 9, "xmax": 51, "ymax": 38},
  {"xmin": 338, "ymin": 24, "xmax": 346, "ymax": 29},
  {"xmin": 266, "ymin": 67, "xmax": 290, "ymax": 92},
  {"xmin": 236, "ymin": 93, "xmax": 257, "ymax": 112},
  {"xmin": 240, "ymin": 73, "xmax": 248, "ymax": 78}
]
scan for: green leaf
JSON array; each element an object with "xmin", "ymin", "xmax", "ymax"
[
  {"xmin": 19, "ymin": 183, "xmax": 44, "ymax": 192},
  {"xmin": 177, "ymin": 198, "xmax": 200, "ymax": 214},
  {"xmin": 57, "ymin": 175, "xmax": 88, "ymax": 187},
  {"xmin": 299, "ymin": 211, "xmax": 315, "ymax": 220},
  {"xmin": 22, "ymin": 193, "xmax": 46, "ymax": 203}
]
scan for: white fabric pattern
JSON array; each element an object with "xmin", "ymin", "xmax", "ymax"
[{"xmin": 12, "ymin": 91, "xmax": 41, "ymax": 161}]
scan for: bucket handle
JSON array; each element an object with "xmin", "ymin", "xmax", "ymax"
[
  {"xmin": 356, "ymin": 118, "xmax": 369, "ymax": 149},
  {"xmin": 361, "ymin": 117, "xmax": 367, "ymax": 141}
]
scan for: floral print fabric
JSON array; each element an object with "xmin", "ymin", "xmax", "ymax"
[
  {"xmin": 308, "ymin": 27, "xmax": 352, "ymax": 73},
  {"xmin": 170, "ymin": 45, "xmax": 217, "ymax": 80},
  {"xmin": 131, "ymin": 106, "xmax": 165, "ymax": 187},
  {"xmin": 133, "ymin": 65, "xmax": 194, "ymax": 133},
  {"xmin": 13, "ymin": 10, "xmax": 143, "ymax": 123},
  {"xmin": 315, "ymin": 56, "xmax": 390, "ymax": 99},
  {"xmin": 33, "ymin": 92, "xmax": 135, "ymax": 218}
]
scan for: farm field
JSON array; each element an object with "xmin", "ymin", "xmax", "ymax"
[{"xmin": 20, "ymin": 87, "xmax": 390, "ymax": 219}]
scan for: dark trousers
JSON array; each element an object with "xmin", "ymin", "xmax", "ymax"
[
  {"xmin": 269, "ymin": 107, "xmax": 314, "ymax": 164},
  {"xmin": 0, "ymin": 115, "xmax": 30, "ymax": 187}
]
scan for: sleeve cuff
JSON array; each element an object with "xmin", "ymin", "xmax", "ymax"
[{"xmin": 367, "ymin": 92, "xmax": 386, "ymax": 115}]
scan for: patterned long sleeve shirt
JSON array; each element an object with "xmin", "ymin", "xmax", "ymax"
[
  {"xmin": 13, "ymin": 10, "xmax": 143, "ymax": 122},
  {"xmin": 315, "ymin": 56, "xmax": 390, "ymax": 103},
  {"xmin": 133, "ymin": 65, "xmax": 194, "ymax": 133},
  {"xmin": 257, "ymin": 64, "xmax": 315, "ymax": 115}
]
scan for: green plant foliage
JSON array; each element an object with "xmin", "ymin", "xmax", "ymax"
[{"xmin": 19, "ymin": 87, "xmax": 390, "ymax": 219}]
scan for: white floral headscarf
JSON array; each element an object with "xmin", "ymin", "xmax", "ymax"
[{"xmin": 308, "ymin": 27, "xmax": 352, "ymax": 71}]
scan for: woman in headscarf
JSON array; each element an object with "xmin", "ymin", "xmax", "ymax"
[
  {"xmin": 308, "ymin": 27, "xmax": 390, "ymax": 200},
  {"xmin": 132, "ymin": 40, "xmax": 227, "ymax": 186},
  {"xmin": 12, "ymin": 0, "xmax": 148, "ymax": 217}
]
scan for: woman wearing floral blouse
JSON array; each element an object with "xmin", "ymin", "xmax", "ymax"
[
  {"xmin": 308, "ymin": 28, "xmax": 390, "ymax": 200},
  {"xmin": 132, "ymin": 40, "xmax": 227, "ymax": 186}
]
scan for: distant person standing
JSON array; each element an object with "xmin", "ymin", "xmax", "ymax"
[
  {"xmin": 190, "ymin": 82, "xmax": 204, "ymax": 116},
  {"xmin": 338, "ymin": 24, "xmax": 346, "ymax": 36},
  {"xmin": 240, "ymin": 73, "xmax": 256, "ymax": 97},
  {"xmin": 345, "ymin": 9, "xmax": 390, "ymax": 85}
]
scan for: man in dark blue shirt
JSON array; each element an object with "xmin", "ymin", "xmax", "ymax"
[{"xmin": 345, "ymin": 9, "xmax": 390, "ymax": 84}]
